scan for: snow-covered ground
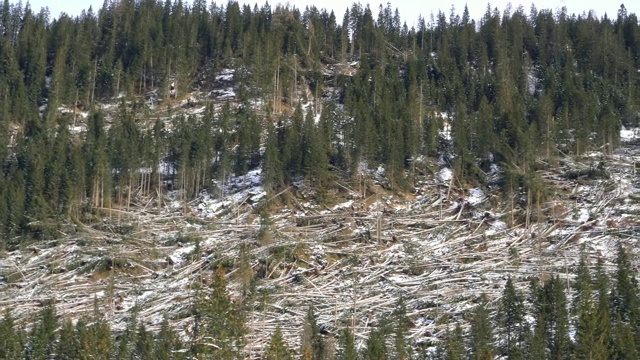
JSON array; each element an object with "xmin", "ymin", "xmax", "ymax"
[{"xmin": 621, "ymin": 127, "xmax": 640, "ymax": 141}]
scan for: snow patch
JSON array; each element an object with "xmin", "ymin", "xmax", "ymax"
[
  {"xmin": 215, "ymin": 68, "xmax": 235, "ymax": 82},
  {"xmin": 168, "ymin": 245, "xmax": 196, "ymax": 266},
  {"xmin": 621, "ymin": 127, "xmax": 640, "ymax": 141},
  {"xmin": 486, "ymin": 220, "xmax": 507, "ymax": 236},
  {"xmin": 196, "ymin": 168, "xmax": 265, "ymax": 219},
  {"xmin": 439, "ymin": 168, "xmax": 452, "ymax": 182},
  {"xmin": 210, "ymin": 88, "xmax": 236, "ymax": 100},
  {"xmin": 467, "ymin": 188, "xmax": 486, "ymax": 206},
  {"xmin": 332, "ymin": 200, "xmax": 354, "ymax": 211}
]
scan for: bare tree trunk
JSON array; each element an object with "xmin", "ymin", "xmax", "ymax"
[
  {"xmin": 158, "ymin": 167, "xmax": 162, "ymax": 209},
  {"xmin": 127, "ymin": 174, "xmax": 132, "ymax": 210},
  {"xmin": 73, "ymin": 88, "xmax": 79, "ymax": 127},
  {"xmin": 91, "ymin": 58, "xmax": 97, "ymax": 108},
  {"xmin": 140, "ymin": 65, "xmax": 144, "ymax": 95}
]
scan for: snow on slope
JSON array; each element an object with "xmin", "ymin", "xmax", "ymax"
[{"xmin": 0, "ymin": 127, "xmax": 639, "ymax": 357}]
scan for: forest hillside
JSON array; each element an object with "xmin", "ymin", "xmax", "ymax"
[{"xmin": 0, "ymin": 1, "xmax": 640, "ymax": 358}]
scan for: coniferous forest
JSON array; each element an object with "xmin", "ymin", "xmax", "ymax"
[
  {"xmin": 0, "ymin": 0, "xmax": 638, "ymax": 238},
  {"xmin": 0, "ymin": 0, "xmax": 640, "ymax": 358}
]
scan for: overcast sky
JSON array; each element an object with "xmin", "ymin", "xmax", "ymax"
[{"xmin": 29, "ymin": 0, "xmax": 634, "ymax": 27}]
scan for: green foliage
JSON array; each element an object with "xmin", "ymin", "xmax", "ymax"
[
  {"xmin": 154, "ymin": 316, "xmax": 183, "ymax": 360},
  {"xmin": 573, "ymin": 255, "xmax": 609, "ymax": 359},
  {"xmin": 469, "ymin": 296, "xmax": 495, "ymax": 360},
  {"xmin": 0, "ymin": 0, "xmax": 636, "ymax": 236},
  {"xmin": 337, "ymin": 326, "xmax": 358, "ymax": 360},
  {"xmin": 1, "ymin": 2, "xmax": 640, "ymax": 358},
  {"xmin": 437, "ymin": 323, "xmax": 465, "ymax": 360},
  {"xmin": 28, "ymin": 301, "xmax": 58, "ymax": 360},
  {"xmin": 57, "ymin": 319, "xmax": 81, "ymax": 360},
  {"xmin": 0, "ymin": 310, "xmax": 24, "ymax": 359},
  {"xmin": 498, "ymin": 277, "xmax": 526, "ymax": 359},
  {"xmin": 362, "ymin": 319, "xmax": 389, "ymax": 360},
  {"xmin": 192, "ymin": 267, "xmax": 247, "ymax": 359},
  {"xmin": 392, "ymin": 297, "xmax": 411, "ymax": 359},
  {"xmin": 301, "ymin": 306, "xmax": 327, "ymax": 360},
  {"xmin": 612, "ymin": 244, "xmax": 640, "ymax": 326},
  {"xmin": 265, "ymin": 326, "xmax": 293, "ymax": 360}
]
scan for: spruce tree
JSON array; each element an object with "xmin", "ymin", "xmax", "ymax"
[
  {"xmin": 337, "ymin": 326, "xmax": 358, "ymax": 360},
  {"xmin": 392, "ymin": 297, "xmax": 411, "ymax": 359},
  {"xmin": 0, "ymin": 310, "xmax": 23, "ymax": 359},
  {"xmin": 193, "ymin": 266, "xmax": 247, "ymax": 359},
  {"xmin": 265, "ymin": 326, "xmax": 293, "ymax": 360},
  {"xmin": 362, "ymin": 320, "xmax": 388, "ymax": 360},
  {"xmin": 612, "ymin": 243, "xmax": 640, "ymax": 357},
  {"xmin": 301, "ymin": 306, "xmax": 326, "ymax": 360},
  {"xmin": 498, "ymin": 277, "xmax": 526, "ymax": 359},
  {"xmin": 135, "ymin": 322, "xmax": 154, "ymax": 359},
  {"xmin": 57, "ymin": 318, "xmax": 80, "ymax": 360},
  {"xmin": 154, "ymin": 316, "xmax": 179, "ymax": 360},
  {"xmin": 594, "ymin": 259, "xmax": 613, "ymax": 358},
  {"xmin": 28, "ymin": 301, "xmax": 58, "ymax": 360},
  {"xmin": 469, "ymin": 296, "xmax": 495, "ymax": 360},
  {"xmin": 546, "ymin": 276, "xmax": 571, "ymax": 359},
  {"xmin": 441, "ymin": 323, "xmax": 465, "ymax": 360},
  {"xmin": 573, "ymin": 255, "xmax": 607, "ymax": 359},
  {"xmin": 116, "ymin": 310, "xmax": 139, "ymax": 359},
  {"xmin": 612, "ymin": 243, "xmax": 639, "ymax": 327},
  {"xmin": 263, "ymin": 120, "xmax": 283, "ymax": 194}
]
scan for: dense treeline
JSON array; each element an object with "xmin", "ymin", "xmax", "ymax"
[
  {"xmin": 0, "ymin": 1, "xmax": 639, "ymax": 240},
  {"xmin": 2, "ymin": 244, "xmax": 640, "ymax": 359}
]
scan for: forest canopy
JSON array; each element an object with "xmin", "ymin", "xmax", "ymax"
[{"xmin": 0, "ymin": 0, "xmax": 638, "ymax": 238}]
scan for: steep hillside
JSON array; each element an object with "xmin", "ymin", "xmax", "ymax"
[
  {"xmin": 1, "ymin": 1, "xmax": 640, "ymax": 357},
  {"xmin": 1, "ymin": 126, "xmax": 638, "ymax": 356}
]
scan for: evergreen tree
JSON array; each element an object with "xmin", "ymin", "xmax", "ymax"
[
  {"xmin": 337, "ymin": 326, "xmax": 358, "ymax": 360},
  {"xmin": 498, "ymin": 277, "xmax": 526, "ymax": 359},
  {"xmin": 438, "ymin": 323, "xmax": 465, "ymax": 360},
  {"xmin": 265, "ymin": 326, "xmax": 293, "ymax": 360},
  {"xmin": 392, "ymin": 297, "xmax": 411, "ymax": 359},
  {"xmin": 115, "ymin": 308, "xmax": 139, "ymax": 359},
  {"xmin": 263, "ymin": 120, "xmax": 283, "ymax": 194},
  {"xmin": 0, "ymin": 310, "xmax": 23, "ymax": 359},
  {"xmin": 301, "ymin": 306, "xmax": 326, "ymax": 360},
  {"xmin": 154, "ymin": 315, "xmax": 180, "ymax": 360},
  {"xmin": 57, "ymin": 318, "xmax": 81, "ymax": 360},
  {"xmin": 612, "ymin": 243, "xmax": 640, "ymax": 357},
  {"xmin": 594, "ymin": 259, "xmax": 613, "ymax": 358},
  {"xmin": 135, "ymin": 322, "xmax": 154, "ymax": 359},
  {"xmin": 193, "ymin": 266, "xmax": 246, "ymax": 359},
  {"xmin": 469, "ymin": 296, "xmax": 495, "ymax": 360},
  {"xmin": 362, "ymin": 320, "xmax": 388, "ymax": 360},
  {"xmin": 573, "ymin": 255, "xmax": 608, "ymax": 359},
  {"xmin": 28, "ymin": 301, "xmax": 58, "ymax": 360},
  {"xmin": 612, "ymin": 243, "xmax": 639, "ymax": 327}
]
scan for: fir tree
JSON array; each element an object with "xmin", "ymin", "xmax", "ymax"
[
  {"xmin": 57, "ymin": 318, "xmax": 81, "ymax": 360},
  {"xmin": 362, "ymin": 320, "xmax": 388, "ymax": 360},
  {"xmin": 469, "ymin": 296, "xmax": 495, "ymax": 360},
  {"xmin": 28, "ymin": 301, "xmax": 58, "ymax": 360},
  {"xmin": 154, "ymin": 315, "xmax": 180, "ymax": 360},
  {"xmin": 612, "ymin": 243, "xmax": 639, "ymax": 327},
  {"xmin": 337, "ymin": 326, "xmax": 358, "ymax": 360},
  {"xmin": 392, "ymin": 297, "xmax": 411, "ymax": 359},
  {"xmin": 0, "ymin": 310, "xmax": 23, "ymax": 359},
  {"xmin": 498, "ymin": 277, "xmax": 526, "ymax": 359},
  {"xmin": 265, "ymin": 326, "xmax": 293, "ymax": 360},
  {"xmin": 440, "ymin": 323, "xmax": 465, "ymax": 360},
  {"xmin": 301, "ymin": 306, "xmax": 326, "ymax": 360},
  {"xmin": 193, "ymin": 266, "xmax": 247, "ymax": 359}
]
